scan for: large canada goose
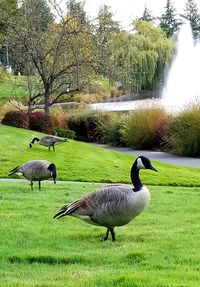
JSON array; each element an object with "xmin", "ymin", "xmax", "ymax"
[
  {"xmin": 29, "ymin": 135, "xmax": 67, "ymax": 151},
  {"xmin": 54, "ymin": 156, "xmax": 157, "ymax": 241},
  {"xmin": 9, "ymin": 160, "xmax": 57, "ymax": 190}
]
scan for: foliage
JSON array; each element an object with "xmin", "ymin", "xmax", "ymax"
[
  {"xmin": 50, "ymin": 106, "xmax": 67, "ymax": 129},
  {"xmin": 159, "ymin": 0, "xmax": 181, "ymax": 38},
  {"xmin": 122, "ymin": 103, "xmax": 168, "ymax": 150},
  {"xmin": 166, "ymin": 104, "xmax": 200, "ymax": 156},
  {"xmin": 54, "ymin": 127, "xmax": 75, "ymax": 139},
  {"xmin": 5, "ymin": 0, "xmax": 97, "ymax": 115},
  {"xmin": 29, "ymin": 111, "xmax": 54, "ymax": 133},
  {"xmin": 67, "ymin": 0, "xmax": 88, "ymax": 25},
  {"xmin": 0, "ymin": 100, "xmax": 26, "ymax": 119},
  {"xmin": 139, "ymin": 5, "xmax": 154, "ymax": 22},
  {"xmin": 182, "ymin": 0, "xmax": 200, "ymax": 40},
  {"xmin": 109, "ymin": 21, "xmax": 174, "ymax": 93},
  {"xmin": 99, "ymin": 112, "xmax": 127, "ymax": 146},
  {"xmin": 95, "ymin": 4, "xmax": 120, "ymax": 78},
  {"xmin": 1, "ymin": 110, "xmax": 28, "ymax": 128},
  {"xmin": 0, "ymin": 0, "xmax": 18, "ymax": 48},
  {"xmin": 67, "ymin": 110, "xmax": 102, "ymax": 142}
]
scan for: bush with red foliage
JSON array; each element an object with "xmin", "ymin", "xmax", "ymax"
[
  {"xmin": 29, "ymin": 112, "xmax": 54, "ymax": 133},
  {"xmin": 1, "ymin": 111, "xmax": 29, "ymax": 129}
]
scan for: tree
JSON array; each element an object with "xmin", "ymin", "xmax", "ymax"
[
  {"xmin": 182, "ymin": 0, "xmax": 200, "ymax": 40},
  {"xmin": 160, "ymin": 0, "xmax": 181, "ymax": 38},
  {"xmin": 109, "ymin": 21, "xmax": 174, "ymax": 93},
  {"xmin": 67, "ymin": 0, "xmax": 87, "ymax": 25},
  {"xmin": 140, "ymin": 5, "xmax": 154, "ymax": 22},
  {"xmin": 95, "ymin": 4, "xmax": 120, "ymax": 78},
  {"xmin": 7, "ymin": 0, "xmax": 97, "ymax": 115},
  {"xmin": 0, "ymin": 0, "xmax": 18, "ymax": 66}
]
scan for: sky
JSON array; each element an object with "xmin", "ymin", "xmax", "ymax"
[{"xmin": 82, "ymin": 0, "xmax": 190, "ymax": 29}]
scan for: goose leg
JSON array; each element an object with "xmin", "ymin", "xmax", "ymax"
[
  {"xmin": 30, "ymin": 181, "xmax": 33, "ymax": 191},
  {"xmin": 48, "ymin": 146, "xmax": 50, "ymax": 152},
  {"xmin": 102, "ymin": 229, "xmax": 110, "ymax": 241},
  {"xmin": 53, "ymin": 144, "xmax": 55, "ymax": 151},
  {"xmin": 38, "ymin": 180, "xmax": 41, "ymax": 191},
  {"xmin": 110, "ymin": 228, "xmax": 116, "ymax": 241}
]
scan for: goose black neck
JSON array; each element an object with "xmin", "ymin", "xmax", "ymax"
[{"xmin": 130, "ymin": 164, "xmax": 143, "ymax": 192}]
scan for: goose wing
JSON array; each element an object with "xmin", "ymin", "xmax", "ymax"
[
  {"xmin": 54, "ymin": 184, "xmax": 132, "ymax": 221},
  {"xmin": 42, "ymin": 136, "xmax": 66, "ymax": 144}
]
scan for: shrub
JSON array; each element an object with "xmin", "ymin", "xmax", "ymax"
[
  {"xmin": 99, "ymin": 113, "xmax": 127, "ymax": 146},
  {"xmin": 122, "ymin": 102, "xmax": 168, "ymax": 150},
  {"xmin": 166, "ymin": 103, "xmax": 200, "ymax": 156},
  {"xmin": 1, "ymin": 110, "xmax": 29, "ymax": 128},
  {"xmin": 29, "ymin": 112, "xmax": 54, "ymax": 133},
  {"xmin": 50, "ymin": 106, "xmax": 68, "ymax": 129},
  {"xmin": 53, "ymin": 127, "xmax": 75, "ymax": 139},
  {"xmin": 0, "ymin": 100, "xmax": 27, "ymax": 119},
  {"xmin": 67, "ymin": 109, "xmax": 102, "ymax": 142}
]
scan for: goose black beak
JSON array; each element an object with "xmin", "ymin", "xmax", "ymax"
[
  {"xmin": 150, "ymin": 165, "xmax": 158, "ymax": 172},
  {"xmin": 53, "ymin": 209, "xmax": 66, "ymax": 219}
]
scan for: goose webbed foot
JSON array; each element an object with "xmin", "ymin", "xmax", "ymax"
[{"xmin": 102, "ymin": 228, "xmax": 115, "ymax": 242}]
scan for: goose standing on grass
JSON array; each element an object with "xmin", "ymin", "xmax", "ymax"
[
  {"xmin": 29, "ymin": 135, "xmax": 67, "ymax": 151},
  {"xmin": 9, "ymin": 160, "xmax": 57, "ymax": 190},
  {"xmin": 54, "ymin": 156, "xmax": 157, "ymax": 241}
]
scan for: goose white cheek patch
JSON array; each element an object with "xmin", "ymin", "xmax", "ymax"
[{"xmin": 136, "ymin": 158, "xmax": 145, "ymax": 169}]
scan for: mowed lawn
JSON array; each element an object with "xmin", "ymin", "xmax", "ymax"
[
  {"xmin": 0, "ymin": 124, "xmax": 200, "ymax": 187},
  {"xmin": 1, "ymin": 124, "xmax": 200, "ymax": 286},
  {"xmin": 0, "ymin": 182, "xmax": 200, "ymax": 287}
]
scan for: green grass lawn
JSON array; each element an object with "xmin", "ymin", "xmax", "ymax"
[
  {"xmin": 1, "ymin": 124, "xmax": 200, "ymax": 286},
  {"xmin": 1, "ymin": 182, "xmax": 200, "ymax": 287},
  {"xmin": 0, "ymin": 124, "xmax": 200, "ymax": 187}
]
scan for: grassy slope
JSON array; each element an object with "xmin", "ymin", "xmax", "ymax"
[
  {"xmin": 0, "ymin": 124, "xmax": 200, "ymax": 187},
  {"xmin": 1, "ymin": 182, "xmax": 200, "ymax": 287}
]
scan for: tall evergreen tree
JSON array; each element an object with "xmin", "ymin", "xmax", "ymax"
[
  {"xmin": 140, "ymin": 5, "xmax": 154, "ymax": 22},
  {"xmin": 96, "ymin": 4, "xmax": 120, "ymax": 78},
  {"xmin": 182, "ymin": 0, "xmax": 200, "ymax": 40},
  {"xmin": 160, "ymin": 0, "xmax": 180, "ymax": 38}
]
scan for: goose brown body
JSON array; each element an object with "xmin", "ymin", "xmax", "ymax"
[
  {"xmin": 59, "ymin": 184, "xmax": 150, "ymax": 228},
  {"xmin": 9, "ymin": 160, "xmax": 57, "ymax": 190},
  {"xmin": 54, "ymin": 156, "xmax": 157, "ymax": 241},
  {"xmin": 29, "ymin": 135, "xmax": 67, "ymax": 151}
]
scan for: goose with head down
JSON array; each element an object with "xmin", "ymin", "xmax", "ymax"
[
  {"xmin": 54, "ymin": 156, "xmax": 157, "ymax": 241},
  {"xmin": 9, "ymin": 160, "xmax": 57, "ymax": 190},
  {"xmin": 29, "ymin": 135, "xmax": 67, "ymax": 151}
]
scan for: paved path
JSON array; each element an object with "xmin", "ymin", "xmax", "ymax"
[{"xmin": 94, "ymin": 144, "xmax": 200, "ymax": 168}]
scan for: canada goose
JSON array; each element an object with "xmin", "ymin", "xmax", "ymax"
[
  {"xmin": 29, "ymin": 135, "xmax": 67, "ymax": 151},
  {"xmin": 54, "ymin": 156, "xmax": 157, "ymax": 241},
  {"xmin": 9, "ymin": 160, "xmax": 57, "ymax": 190}
]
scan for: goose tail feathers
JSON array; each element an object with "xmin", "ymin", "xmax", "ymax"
[{"xmin": 8, "ymin": 166, "xmax": 20, "ymax": 176}]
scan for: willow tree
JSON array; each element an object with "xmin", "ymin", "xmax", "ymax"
[{"xmin": 109, "ymin": 20, "xmax": 174, "ymax": 93}]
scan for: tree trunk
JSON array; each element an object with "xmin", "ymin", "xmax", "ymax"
[{"xmin": 44, "ymin": 84, "xmax": 51, "ymax": 115}]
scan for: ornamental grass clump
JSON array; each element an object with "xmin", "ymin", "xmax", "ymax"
[
  {"xmin": 123, "ymin": 101, "xmax": 168, "ymax": 150},
  {"xmin": 167, "ymin": 103, "xmax": 200, "ymax": 156}
]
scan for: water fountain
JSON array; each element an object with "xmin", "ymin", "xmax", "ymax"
[
  {"xmin": 89, "ymin": 22, "xmax": 200, "ymax": 112},
  {"xmin": 162, "ymin": 22, "xmax": 200, "ymax": 111}
]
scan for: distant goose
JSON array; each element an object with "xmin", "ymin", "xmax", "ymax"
[
  {"xmin": 29, "ymin": 135, "xmax": 67, "ymax": 151},
  {"xmin": 9, "ymin": 160, "xmax": 57, "ymax": 190},
  {"xmin": 54, "ymin": 156, "xmax": 157, "ymax": 241}
]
